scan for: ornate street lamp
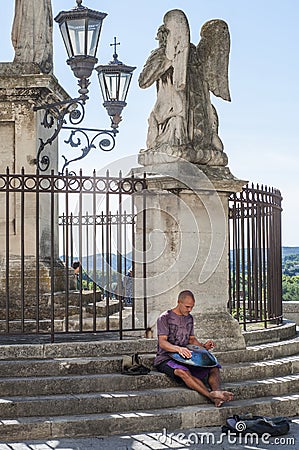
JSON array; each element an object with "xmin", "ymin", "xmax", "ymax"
[
  {"xmin": 54, "ymin": 0, "xmax": 106, "ymax": 100},
  {"xmin": 96, "ymin": 37, "xmax": 136, "ymax": 130},
  {"xmin": 34, "ymin": 0, "xmax": 136, "ymax": 174}
]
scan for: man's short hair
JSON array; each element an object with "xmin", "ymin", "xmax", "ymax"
[
  {"xmin": 178, "ymin": 290, "xmax": 195, "ymax": 302},
  {"xmin": 72, "ymin": 261, "xmax": 80, "ymax": 270}
]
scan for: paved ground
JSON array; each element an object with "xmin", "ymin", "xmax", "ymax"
[{"xmin": 0, "ymin": 417, "xmax": 298, "ymax": 449}]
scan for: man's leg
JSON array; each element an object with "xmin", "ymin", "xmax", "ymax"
[
  {"xmin": 174, "ymin": 368, "xmax": 233, "ymax": 407},
  {"xmin": 207, "ymin": 367, "xmax": 234, "ymax": 405},
  {"xmin": 207, "ymin": 367, "xmax": 221, "ymax": 390}
]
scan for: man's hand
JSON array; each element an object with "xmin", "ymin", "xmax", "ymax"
[
  {"xmin": 159, "ymin": 336, "xmax": 193, "ymax": 358},
  {"xmin": 177, "ymin": 346, "xmax": 192, "ymax": 358},
  {"xmin": 204, "ymin": 339, "xmax": 216, "ymax": 350}
]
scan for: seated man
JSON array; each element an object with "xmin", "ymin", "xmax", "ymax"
[{"xmin": 154, "ymin": 289, "xmax": 233, "ymax": 407}]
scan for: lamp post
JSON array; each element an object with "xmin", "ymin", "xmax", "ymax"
[
  {"xmin": 34, "ymin": 0, "xmax": 136, "ymax": 174},
  {"xmin": 96, "ymin": 37, "xmax": 136, "ymax": 130}
]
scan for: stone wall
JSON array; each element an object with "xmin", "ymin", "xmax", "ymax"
[
  {"xmin": 0, "ymin": 63, "xmax": 69, "ymax": 260},
  {"xmin": 283, "ymin": 301, "xmax": 299, "ymax": 326}
]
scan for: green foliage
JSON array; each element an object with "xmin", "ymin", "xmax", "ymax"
[
  {"xmin": 282, "ymin": 254, "xmax": 299, "ymax": 301},
  {"xmin": 282, "ymin": 274, "xmax": 299, "ymax": 301},
  {"xmin": 81, "ymin": 279, "xmax": 101, "ymax": 291},
  {"xmin": 282, "ymin": 253, "xmax": 299, "ymax": 276},
  {"xmin": 81, "ymin": 269, "xmax": 119, "ymax": 288}
]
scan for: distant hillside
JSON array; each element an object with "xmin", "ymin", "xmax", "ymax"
[
  {"xmin": 282, "ymin": 247, "xmax": 299, "ymax": 259},
  {"xmin": 81, "ymin": 253, "xmax": 132, "ymax": 272},
  {"xmin": 65, "ymin": 248, "xmax": 299, "ymax": 272},
  {"xmin": 229, "ymin": 247, "xmax": 299, "ymax": 262}
]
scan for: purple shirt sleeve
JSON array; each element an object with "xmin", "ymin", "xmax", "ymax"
[{"xmin": 157, "ymin": 314, "xmax": 170, "ymax": 336}]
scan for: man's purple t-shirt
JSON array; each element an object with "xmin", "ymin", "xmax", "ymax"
[{"xmin": 154, "ymin": 309, "xmax": 194, "ymax": 366}]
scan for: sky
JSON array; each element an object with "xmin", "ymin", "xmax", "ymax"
[{"xmin": 0, "ymin": 0, "xmax": 298, "ymax": 246}]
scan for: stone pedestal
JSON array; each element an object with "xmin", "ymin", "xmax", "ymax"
[
  {"xmin": 0, "ymin": 63, "xmax": 69, "ymax": 174},
  {"xmin": 0, "ymin": 63, "xmax": 70, "ymax": 293},
  {"xmin": 133, "ymin": 159, "xmax": 247, "ymax": 351}
]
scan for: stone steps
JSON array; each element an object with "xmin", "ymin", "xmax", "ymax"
[
  {"xmin": 0, "ymin": 292, "xmax": 122, "ymax": 322},
  {"xmin": 1, "ymin": 394, "xmax": 299, "ymax": 442},
  {"xmin": 0, "ymin": 325, "xmax": 298, "ymax": 442},
  {"xmin": 0, "ymin": 371, "xmax": 299, "ymax": 420},
  {"xmin": 0, "ymin": 314, "xmax": 122, "ymax": 333},
  {"xmin": 0, "ymin": 356, "xmax": 123, "ymax": 377},
  {"xmin": 0, "ymin": 331, "xmax": 298, "ymax": 362},
  {"xmin": 0, "ymin": 371, "xmax": 177, "ymax": 397},
  {"xmin": 226, "ymin": 372, "xmax": 299, "ymax": 400},
  {"xmin": 223, "ymin": 354, "xmax": 299, "ymax": 381},
  {"xmin": 0, "ymin": 351, "xmax": 298, "ymax": 383},
  {"xmin": 0, "ymin": 337, "xmax": 157, "ymax": 359},
  {"xmin": 0, "ymin": 298, "xmax": 120, "ymax": 325},
  {"xmin": 2, "ymin": 338, "xmax": 298, "ymax": 379},
  {"xmin": 0, "ymin": 354, "xmax": 298, "ymax": 396}
]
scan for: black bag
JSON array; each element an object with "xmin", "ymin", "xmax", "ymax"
[
  {"xmin": 222, "ymin": 414, "xmax": 290, "ymax": 437},
  {"xmin": 121, "ymin": 353, "xmax": 151, "ymax": 376}
]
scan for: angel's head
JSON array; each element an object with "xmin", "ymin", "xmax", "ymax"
[{"xmin": 155, "ymin": 25, "xmax": 168, "ymax": 48}]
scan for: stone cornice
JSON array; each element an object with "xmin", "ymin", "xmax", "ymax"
[
  {"xmin": 0, "ymin": 64, "xmax": 70, "ymax": 106},
  {"xmin": 131, "ymin": 162, "xmax": 248, "ymax": 194}
]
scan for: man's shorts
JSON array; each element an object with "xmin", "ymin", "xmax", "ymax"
[{"xmin": 155, "ymin": 359, "xmax": 215, "ymax": 385}]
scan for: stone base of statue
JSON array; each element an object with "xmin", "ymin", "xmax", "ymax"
[
  {"xmin": 192, "ymin": 311, "xmax": 245, "ymax": 351},
  {"xmin": 132, "ymin": 157, "xmax": 247, "ymax": 351},
  {"xmin": 138, "ymin": 144, "xmax": 228, "ymax": 167}
]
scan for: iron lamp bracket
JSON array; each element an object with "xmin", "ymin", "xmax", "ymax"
[{"xmin": 33, "ymin": 96, "xmax": 118, "ymax": 175}]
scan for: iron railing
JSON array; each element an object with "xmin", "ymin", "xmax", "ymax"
[
  {"xmin": 0, "ymin": 169, "xmax": 284, "ymax": 341},
  {"xmin": 0, "ymin": 168, "xmax": 147, "ymax": 342},
  {"xmin": 228, "ymin": 184, "xmax": 283, "ymax": 330}
]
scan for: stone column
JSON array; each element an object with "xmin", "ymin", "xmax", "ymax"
[
  {"xmin": 133, "ymin": 160, "xmax": 247, "ymax": 351},
  {"xmin": 0, "ymin": 63, "xmax": 69, "ymax": 295}
]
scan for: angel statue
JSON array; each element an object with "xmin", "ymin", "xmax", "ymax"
[
  {"xmin": 138, "ymin": 9, "xmax": 231, "ymax": 166},
  {"xmin": 11, "ymin": 0, "xmax": 53, "ymax": 74}
]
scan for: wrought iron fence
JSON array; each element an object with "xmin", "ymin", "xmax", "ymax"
[
  {"xmin": 228, "ymin": 184, "xmax": 283, "ymax": 330},
  {"xmin": 0, "ymin": 168, "xmax": 147, "ymax": 342},
  {"xmin": 0, "ymin": 169, "xmax": 283, "ymax": 341}
]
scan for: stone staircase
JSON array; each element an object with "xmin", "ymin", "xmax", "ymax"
[
  {"xmin": 0, "ymin": 322, "xmax": 299, "ymax": 442},
  {"xmin": 0, "ymin": 291, "xmax": 121, "ymax": 333}
]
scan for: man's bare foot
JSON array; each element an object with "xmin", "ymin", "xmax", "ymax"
[
  {"xmin": 214, "ymin": 398, "xmax": 224, "ymax": 407},
  {"xmin": 220, "ymin": 390, "xmax": 234, "ymax": 401},
  {"xmin": 209, "ymin": 390, "xmax": 234, "ymax": 407}
]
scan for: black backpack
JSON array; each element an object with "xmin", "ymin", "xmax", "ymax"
[
  {"xmin": 222, "ymin": 414, "xmax": 290, "ymax": 437},
  {"xmin": 121, "ymin": 353, "xmax": 151, "ymax": 376}
]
